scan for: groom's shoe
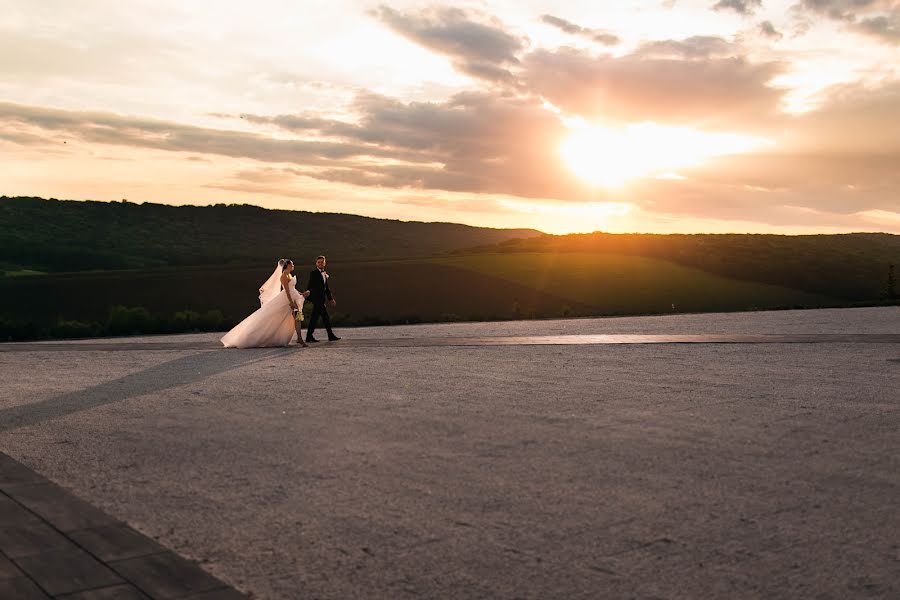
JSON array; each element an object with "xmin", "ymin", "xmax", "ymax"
[
  {"xmin": 306, "ymin": 336, "xmax": 320, "ymax": 343},
  {"xmin": 327, "ymin": 335, "xmax": 341, "ymax": 341}
]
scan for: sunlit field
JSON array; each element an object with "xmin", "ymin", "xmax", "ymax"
[
  {"xmin": 0, "ymin": 252, "xmax": 841, "ymax": 341},
  {"xmin": 432, "ymin": 252, "xmax": 833, "ymax": 314}
]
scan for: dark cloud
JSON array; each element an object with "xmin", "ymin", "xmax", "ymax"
[
  {"xmin": 521, "ymin": 46, "xmax": 785, "ymax": 127},
  {"xmin": 251, "ymin": 91, "xmax": 594, "ymax": 200},
  {"xmin": 797, "ymin": 0, "xmax": 900, "ymax": 43},
  {"xmin": 371, "ymin": 5, "xmax": 524, "ymax": 84},
  {"xmin": 711, "ymin": 0, "xmax": 763, "ymax": 15},
  {"xmin": 758, "ymin": 20, "xmax": 785, "ymax": 39},
  {"xmin": 372, "ymin": 7, "xmax": 782, "ymax": 130},
  {"xmin": 855, "ymin": 12, "xmax": 900, "ymax": 41},
  {"xmin": 0, "ymin": 101, "xmax": 411, "ymax": 164},
  {"xmin": 0, "ymin": 94, "xmax": 596, "ymax": 201},
  {"xmin": 539, "ymin": 14, "xmax": 583, "ymax": 35},
  {"xmin": 539, "ymin": 14, "xmax": 621, "ymax": 46},
  {"xmin": 799, "ymin": 0, "xmax": 883, "ymax": 21}
]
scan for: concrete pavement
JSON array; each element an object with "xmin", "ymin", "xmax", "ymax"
[{"xmin": 0, "ymin": 307, "xmax": 897, "ymax": 599}]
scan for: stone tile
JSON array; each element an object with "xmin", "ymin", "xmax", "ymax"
[
  {"xmin": 109, "ymin": 551, "xmax": 227, "ymax": 599},
  {"xmin": 0, "ymin": 518, "xmax": 76, "ymax": 558},
  {"xmin": 57, "ymin": 583, "xmax": 151, "ymax": 599},
  {"xmin": 14, "ymin": 546, "xmax": 123, "ymax": 596},
  {"xmin": 0, "ymin": 492, "xmax": 41, "ymax": 526},
  {"xmin": 69, "ymin": 524, "xmax": 166, "ymax": 562},
  {"xmin": 3, "ymin": 482, "xmax": 120, "ymax": 532},
  {"xmin": 0, "ymin": 552, "xmax": 23, "ymax": 579},
  {"xmin": 0, "ymin": 575, "xmax": 51, "ymax": 599},
  {"xmin": 184, "ymin": 587, "xmax": 251, "ymax": 599},
  {"xmin": 0, "ymin": 454, "xmax": 46, "ymax": 488}
]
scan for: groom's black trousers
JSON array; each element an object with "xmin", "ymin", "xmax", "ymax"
[{"xmin": 307, "ymin": 301, "xmax": 334, "ymax": 339}]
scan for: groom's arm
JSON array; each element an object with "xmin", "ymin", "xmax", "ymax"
[{"xmin": 306, "ymin": 270, "xmax": 316, "ymax": 294}]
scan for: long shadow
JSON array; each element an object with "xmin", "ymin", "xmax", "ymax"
[{"xmin": 0, "ymin": 348, "xmax": 293, "ymax": 433}]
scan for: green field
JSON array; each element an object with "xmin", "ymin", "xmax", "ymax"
[
  {"xmin": 0, "ymin": 252, "xmax": 844, "ymax": 341},
  {"xmin": 432, "ymin": 252, "xmax": 836, "ymax": 314},
  {"xmin": 470, "ymin": 232, "xmax": 899, "ymax": 301}
]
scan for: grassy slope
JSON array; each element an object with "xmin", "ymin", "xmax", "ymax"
[
  {"xmin": 0, "ymin": 259, "xmax": 594, "ymax": 327},
  {"xmin": 432, "ymin": 252, "xmax": 836, "ymax": 314},
  {"xmin": 0, "ymin": 253, "xmax": 838, "ymax": 334},
  {"xmin": 0, "ymin": 196, "xmax": 539, "ymax": 271},
  {"xmin": 472, "ymin": 232, "xmax": 900, "ymax": 301}
]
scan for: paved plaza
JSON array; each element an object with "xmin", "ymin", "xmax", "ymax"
[{"xmin": 0, "ymin": 307, "xmax": 898, "ymax": 599}]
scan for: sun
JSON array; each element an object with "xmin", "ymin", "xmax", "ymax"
[{"xmin": 560, "ymin": 122, "xmax": 770, "ymax": 187}]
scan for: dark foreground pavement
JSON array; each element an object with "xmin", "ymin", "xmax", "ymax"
[
  {"xmin": 0, "ymin": 308, "xmax": 898, "ymax": 599},
  {"xmin": 0, "ymin": 453, "xmax": 247, "ymax": 599}
]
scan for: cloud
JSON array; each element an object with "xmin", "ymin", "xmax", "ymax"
[
  {"xmin": 758, "ymin": 20, "xmax": 785, "ymax": 39},
  {"xmin": 711, "ymin": 0, "xmax": 763, "ymax": 15},
  {"xmin": 372, "ymin": 8, "xmax": 783, "ymax": 130},
  {"xmin": 855, "ymin": 12, "xmax": 900, "ymax": 42},
  {"xmin": 539, "ymin": 15, "xmax": 621, "ymax": 46},
  {"xmin": 0, "ymin": 92, "xmax": 597, "ymax": 202},
  {"xmin": 245, "ymin": 91, "xmax": 596, "ymax": 200},
  {"xmin": 3, "ymin": 72, "xmax": 897, "ymax": 230},
  {"xmin": 799, "ymin": 0, "xmax": 885, "ymax": 21},
  {"xmin": 634, "ymin": 35, "xmax": 737, "ymax": 59},
  {"xmin": 631, "ymin": 79, "xmax": 900, "ymax": 220},
  {"xmin": 614, "ymin": 150, "xmax": 899, "ymax": 230},
  {"xmin": 0, "ymin": 129, "xmax": 52, "ymax": 146},
  {"xmin": 782, "ymin": 79, "xmax": 900, "ymax": 153},
  {"xmin": 0, "ymin": 101, "xmax": 409, "ymax": 164},
  {"xmin": 0, "ymin": 25, "xmax": 198, "ymax": 90},
  {"xmin": 371, "ymin": 5, "xmax": 525, "ymax": 84},
  {"xmin": 797, "ymin": 0, "xmax": 900, "ymax": 43},
  {"xmin": 521, "ymin": 45, "xmax": 785, "ymax": 128}
]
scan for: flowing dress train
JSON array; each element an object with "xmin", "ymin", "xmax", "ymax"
[{"xmin": 221, "ymin": 276, "xmax": 304, "ymax": 348}]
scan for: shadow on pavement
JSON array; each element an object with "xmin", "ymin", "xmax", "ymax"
[{"xmin": 0, "ymin": 348, "xmax": 293, "ymax": 432}]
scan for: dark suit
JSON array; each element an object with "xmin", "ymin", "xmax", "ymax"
[{"xmin": 305, "ymin": 268, "xmax": 336, "ymax": 340}]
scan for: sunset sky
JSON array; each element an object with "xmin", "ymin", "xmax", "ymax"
[{"xmin": 1, "ymin": 0, "xmax": 898, "ymax": 234}]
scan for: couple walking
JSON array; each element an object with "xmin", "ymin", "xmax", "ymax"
[{"xmin": 221, "ymin": 255, "xmax": 341, "ymax": 348}]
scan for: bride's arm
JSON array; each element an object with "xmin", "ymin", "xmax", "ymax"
[{"xmin": 281, "ymin": 275, "xmax": 297, "ymax": 310}]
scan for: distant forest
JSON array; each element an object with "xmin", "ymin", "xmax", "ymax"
[
  {"xmin": 0, "ymin": 196, "xmax": 897, "ymax": 341},
  {"xmin": 0, "ymin": 196, "xmax": 539, "ymax": 272}
]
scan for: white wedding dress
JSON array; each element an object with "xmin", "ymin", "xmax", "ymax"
[{"xmin": 221, "ymin": 263, "xmax": 305, "ymax": 348}]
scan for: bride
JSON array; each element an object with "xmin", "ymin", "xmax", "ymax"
[{"xmin": 221, "ymin": 259, "xmax": 310, "ymax": 348}]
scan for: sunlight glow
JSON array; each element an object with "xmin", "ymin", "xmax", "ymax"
[
  {"xmin": 497, "ymin": 199, "xmax": 634, "ymax": 234},
  {"xmin": 560, "ymin": 123, "xmax": 771, "ymax": 187},
  {"xmin": 858, "ymin": 209, "xmax": 900, "ymax": 227}
]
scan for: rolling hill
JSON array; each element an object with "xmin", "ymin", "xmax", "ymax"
[
  {"xmin": 464, "ymin": 231, "xmax": 900, "ymax": 301},
  {"xmin": 0, "ymin": 196, "xmax": 896, "ymax": 341},
  {"xmin": 0, "ymin": 196, "xmax": 540, "ymax": 273}
]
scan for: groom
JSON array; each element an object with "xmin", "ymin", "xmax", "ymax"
[{"xmin": 304, "ymin": 255, "xmax": 340, "ymax": 342}]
